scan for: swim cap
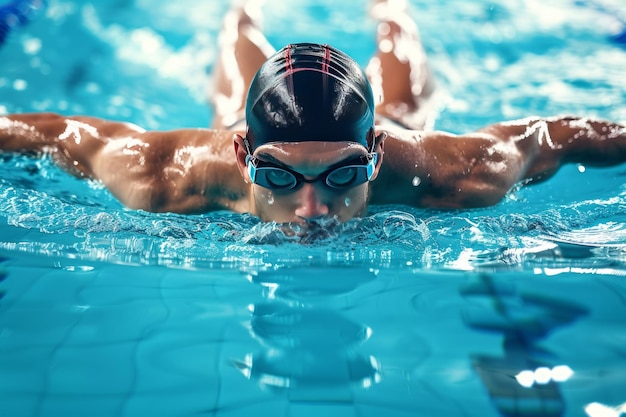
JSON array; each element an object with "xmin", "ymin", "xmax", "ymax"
[{"xmin": 245, "ymin": 43, "xmax": 375, "ymax": 151}]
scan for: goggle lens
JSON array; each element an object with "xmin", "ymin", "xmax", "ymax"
[{"xmin": 246, "ymin": 154, "xmax": 377, "ymax": 191}]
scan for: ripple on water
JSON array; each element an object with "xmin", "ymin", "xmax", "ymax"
[{"xmin": 1, "ymin": 157, "xmax": 626, "ymax": 271}]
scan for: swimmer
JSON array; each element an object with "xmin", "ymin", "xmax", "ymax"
[{"xmin": 1, "ymin": 0, "xmax": 625, "ymax": 224}]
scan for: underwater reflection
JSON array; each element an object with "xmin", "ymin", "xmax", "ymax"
[
  {"xmin": 234, "ymin": 303, "xmax": 380, "ymax": 395},
  {"xmin": 235, "ymin": 266, "xmax": 380, "ymax": 397},
  {"xmin": 245, "ymin": 265, "xmax": 378, "ymax": 302},
  {"xmin": 461, "ymin": 274, "xmax": 589, "ymax": 417}
]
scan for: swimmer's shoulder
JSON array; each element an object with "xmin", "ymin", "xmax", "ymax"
[{"xmin": 140, "ymin": 127, "xmax": 241, "ymax": 149}]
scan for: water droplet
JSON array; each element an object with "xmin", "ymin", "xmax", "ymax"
[
  {"xmin": 345, "ymin": 197, "xmax": 351, "ymax": 207},
  {"xmin": 63, "ymin": 265, "xmax": 95, "ymax": 272},
  {"xmin": 267, "ymin": 193, "xmax": 274, "ymax": 205},
  {"xmin": 578, "ymin": 165, "xmax": 586, "ymax": 173},
  {"xmin": 412, "ymin": 176, "xmax": 421, "ymax": 187}
]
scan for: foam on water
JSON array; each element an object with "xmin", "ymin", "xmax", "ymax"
[{"xmin": 1, "ymin": 155, "xmax": 625, "ymax": 273}]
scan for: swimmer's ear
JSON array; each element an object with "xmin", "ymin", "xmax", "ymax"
[{"xmin": 233, "ymin": 134, "xmax": 251, "ymax": 183}]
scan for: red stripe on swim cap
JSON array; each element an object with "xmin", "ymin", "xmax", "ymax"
[
  {"xmin": 284, "ymin": 44, "xmax": 294, "ymax": 75},
  {"xmin": 284, "ymin": 44, "xmax": 295, "ymax": 98},
  {"xmin": 322, "ymin": 44, "xmax": 330, "ymax": 74}
]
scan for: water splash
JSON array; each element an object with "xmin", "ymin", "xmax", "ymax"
[{"xmin": 1, "ymin": 156, "xmax": 626, "ymax": 271}]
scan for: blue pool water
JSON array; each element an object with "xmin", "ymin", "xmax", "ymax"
[{"xmin": 1, "ymin": 0, "xmax": 626, "ymax": 416}]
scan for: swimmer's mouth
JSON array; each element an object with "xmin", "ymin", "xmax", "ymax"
[
  {"xmin": 241, "ymin": 216, "xmax": 342, "ymax": 245},
  {"xmin": 281, "ymin": 217, "xmax": 341, "ymax": 240}
]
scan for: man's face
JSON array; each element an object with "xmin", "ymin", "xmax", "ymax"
[{"xmin": 236, "ymin": 140, "xmax": 383, "ymax": 224}]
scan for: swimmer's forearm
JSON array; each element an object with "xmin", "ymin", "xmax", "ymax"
[
  {"xmin": 0, "ymin": 113, "xmax": 150, "ymax": 178},
  {"xmin": 0, "ymin": 113, "xmax": 65, "ymax": 152},
  {"xmin": 478, "ymin": 116, "xmax": 626, "ymax": 182},
  {"xmin": 0, "ymin": 113, "xmax": 104, "ymax": 178},
  {"xmin": 0, "ymin": 112, "xmax": 146, "ymax": 149},
  {"xmin": 544, "ymin": 116, "xmax": 626, "ymax": 166}
]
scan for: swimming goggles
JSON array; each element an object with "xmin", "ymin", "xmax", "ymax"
[{"xmin": 245, "ymin": 153, "xmax": 378, "ymax": 191}]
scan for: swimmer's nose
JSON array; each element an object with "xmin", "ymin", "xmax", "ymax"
[{"xmin": 294, "ymin": 183, "xmax": 329, "ymax": 221}]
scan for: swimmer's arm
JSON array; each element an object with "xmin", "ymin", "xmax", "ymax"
[
  {"xmin": 436, "ymin": 115, "xmax": 626, "ymax": 206},
  {"xmin": 478, "ymin": 115, "xmax": 626, "ymax": 182},
  {"xmin": 0, "ymin": 113, "xmax": 249, "ymax": 213},
  {"xmin": 0, "ymin": 112, "xmax": 147, "ymax": 177},
  {"xmin": 375, "ymin": 127, "xmax": 527, "ymax": 208},
  {"xmin": 374, "ymin": 116, "xmax": 626, "ymax": 208}
]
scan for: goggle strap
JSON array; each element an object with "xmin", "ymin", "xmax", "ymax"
[
  {"xmin": 243, "ymin": 137, "xmax": 253, "ymax": 155},
  {"xmin": 245, "ymin": 155, "xmax": 257, "ymax": 182},
  {"xmin": 366, "ymin": 152, "xmax": 378, "ymax": 180}
]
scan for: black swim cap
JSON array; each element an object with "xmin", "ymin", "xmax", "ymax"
[{"xmin": 245, "ymin": 43, "xmax": 375, "ymax": 151}]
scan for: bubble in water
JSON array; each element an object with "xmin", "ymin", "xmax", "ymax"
[
  {"xmin": 412, "ymin": 176, "xmax": 421, "ymax": 187},
  {"xmin": 345, "ymin": 197, "xmax": 351, "ymax": 207}
]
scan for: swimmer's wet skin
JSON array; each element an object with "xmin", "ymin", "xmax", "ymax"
[{"xmin": 1, "ymin": 43, "xmax": 626, "ymax": 224}]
